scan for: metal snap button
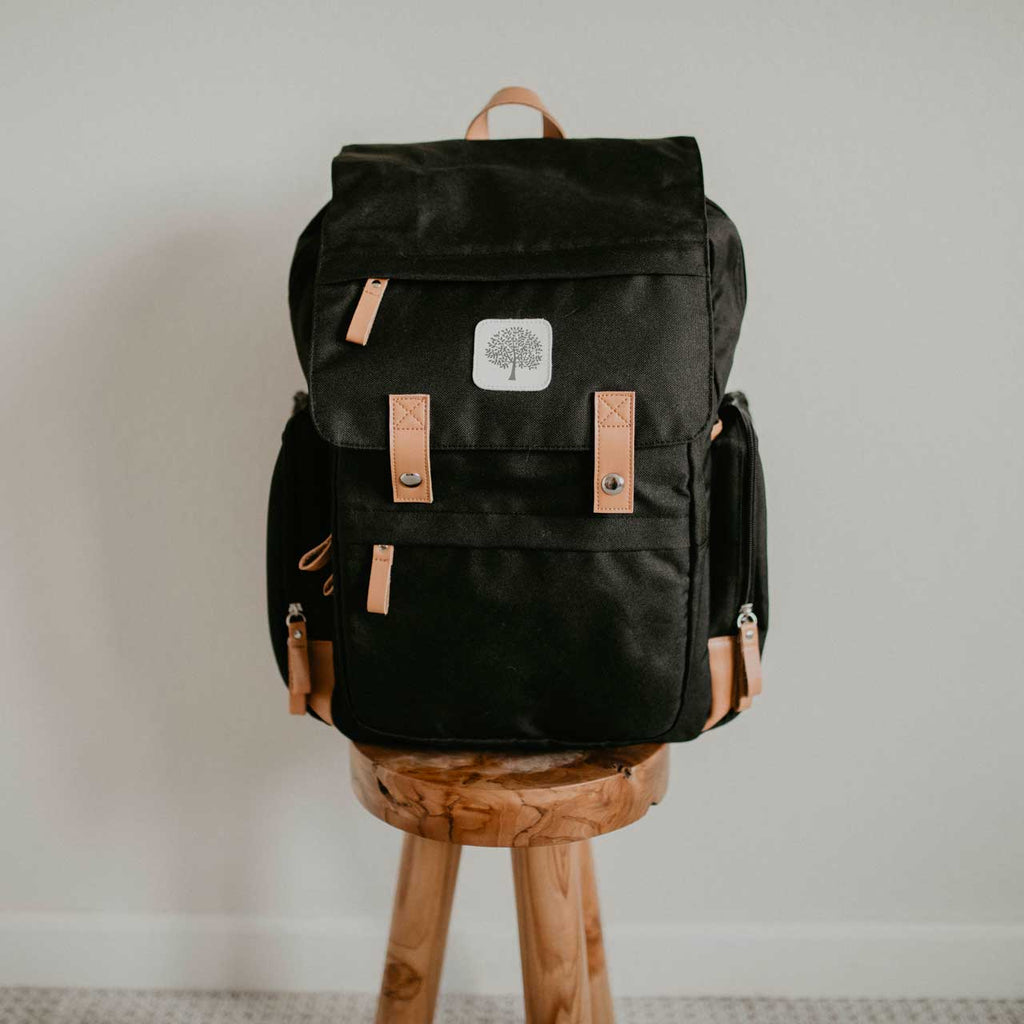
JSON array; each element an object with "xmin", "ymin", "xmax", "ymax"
[
  {"xmin": 601, "ymin": 473, "xmax": 625, "ymax": 495},
  {"xmin": 399, "ymin": 472, "xmax": 422, "ymax": 488}
]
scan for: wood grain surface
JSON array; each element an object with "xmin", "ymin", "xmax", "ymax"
[
  {"xmin": 375, "ymin": 834, "xmax": 461, "ymax": 1024},
  {"xmin": 350, "ymin": 743, "xmax": 669, "ymax": 847},
  {"xmin": 579, "ymin": 840, "xmax": 614, "ymax": 1024},
  {"xmin": 512, "ymin": 842, "xmax": 591, "ymax": 1024}
]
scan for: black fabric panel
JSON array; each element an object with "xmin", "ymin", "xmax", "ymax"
[
  {"xmin": 321, "ymin": 138, "xmax": 707, "ymax": 279},
  {"xmin": 336, "ymin": 509, "xmax": 688, "ymax": 552},
  {"xmin": 289, "ymin": 208, "xmax": 326, "ymax": 376},
  {"xmin": 309, "ymin": 275, "xmax": 712, "ymax": 451},
  {"xmin": 265, "ymin": 401, "xmax": 335, "ymax": 698},
  {"xmin": 321, "ymin": 247, "xmax": 706, "ymax": 282},
  {"xmin": 333, "ymin": 446, "xmax": 692, "ymax": 523},
  {"xmin": 332, "ymin": 543, "xmax": 691, "ymax": 745},
  {"xmin": 706, "ymin": 200, "xmax": 747, "ymax": 399},
  {"xmin": 676, "ymin": 535, "xmax": 713, "ymax": 740}
]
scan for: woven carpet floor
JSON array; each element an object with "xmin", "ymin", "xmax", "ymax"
[{"xmin": 1, "ymin": 990, "xmax": 1021, "ymax": 1024}]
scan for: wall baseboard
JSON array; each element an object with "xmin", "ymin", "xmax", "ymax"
[{"xmin": 1, "ymin": 913, "xmax": 1021, "ymax": 998}]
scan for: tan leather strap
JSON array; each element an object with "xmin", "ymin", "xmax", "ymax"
[
  {"xmin": 710, "ymin": 418, "xmax": 723, "ymax": 441},
  {"xmin": 593, "ymin": 391, "xmax": 635, "ymax": 514},
  {"xmin": 298, "ymin": 535, "xmax": 332, "ymax": 572},
  {"xmin": 465, "ymin": 86, "xmax": 565, "ymax": 141},
  {"xmin": 367, "ymin": 544, "xmax": 395, "ymax": 615},
  {"xmin": 389, "ymin": 394, "xmax": 433, "ymax": 503},
  {"xmin": 702, "ymin": 636, "xmax": 735, "ymax": 732},
  {"xmin": 734, "ymin": 620, "xmax": 763, "ymax": 712},
  {"xmin": 306, "ymin": 640, "xmax": 335, "ymax": 724},
  {"xmin": 286, "ymin": 618, "xmax": 311, "ymax": 715},
  {"xmin": 346, "ymin": 278, "xmax": 388, "ymax": 346},
  {"xmin": 285, "ymin": 636, "xmax": 335, "ymax": 724},
  {"xmin": 702, "ymin": 626, "xmax": 765, "ymax": 730}
]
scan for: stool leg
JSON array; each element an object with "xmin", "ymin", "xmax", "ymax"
[
  {"xmin": 376, "ymin": 833, "xmax": 461, "ymax": 1024},
  {"xmin": 512, "ymin": 843, "xmax": 592, "ymax": 1024},
  {"xmin": 579, "ymin": 840, "xmax": 614, "ymax": 1024}
]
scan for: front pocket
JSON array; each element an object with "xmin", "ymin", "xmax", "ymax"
[{"xmin": 331, "ymin": 523, "xmax": 692, "ymax": 745}]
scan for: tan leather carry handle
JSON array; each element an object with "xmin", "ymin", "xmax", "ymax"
[{"xmin": 465, "ymin": 86, "xmax": 566, "ymax": 141}]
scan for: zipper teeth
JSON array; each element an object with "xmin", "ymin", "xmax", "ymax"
[
  {"xmin": 728, "ymin": 398, "xmax": 759, "ymax": 609},
  {"xmin": 741, "ymin": 413, "xmax": 758, "ymax": 607}
]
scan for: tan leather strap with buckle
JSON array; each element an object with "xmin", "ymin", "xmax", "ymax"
[
  {"xmin": 389, "ymin": 394, "xmax": 433, "ymax": 503},
  {"xmin": 465, "ymin": 86, "xmax": 566, "ymax": 141},
  {"xmin": 593, "ymin": 391, "xmax": 635, "ymax": 514}
]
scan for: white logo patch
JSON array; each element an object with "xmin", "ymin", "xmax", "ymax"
[{"xmin": 472, "ymin": 318, "xmax": 552, "ymax": 392}]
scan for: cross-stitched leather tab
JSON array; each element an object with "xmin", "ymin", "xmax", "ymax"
[
  {"xmin": 389, "ymin": 394, "xmax": 433, "ymax": 504},
  {"xmin": 593, "ymin": 391, "xmax": 635, "ymax": 514}
]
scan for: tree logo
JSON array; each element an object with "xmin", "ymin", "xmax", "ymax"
[
  {"xmin": 472, "ymin": 318, "xmax": 553, "ymax": 392},
  {"xmin": 485, "ymin": 324, "xmax": 543, "ymax": 382}
]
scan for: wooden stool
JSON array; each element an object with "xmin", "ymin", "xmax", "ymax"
[{"xmin": 350, "ymin": 742, "xmax": 669, "ymax": 1024}]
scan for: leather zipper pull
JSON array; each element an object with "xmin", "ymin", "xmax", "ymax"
[
  {"xmin": 367, "ymin": 544, "xmax": 395, "ymax": 614},
  {"xmin": 286, "ymin": 605, "xmax": 311, "ymax": 715},
  {"xmin": 732, "ymin": 604, "xmax": 762, "ymax": 712},
  {"xmin": 346, "ymin": 278, "xmax": 388, "ymax": 346},
  {"xmin": 298, "ymin": 535, "xmax": 332, "ymax": 572}
]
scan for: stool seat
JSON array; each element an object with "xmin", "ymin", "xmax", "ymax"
[
  {"xmin": 351, "ymin": 742, "xmax": 670, "ymax": 847},
  {"xmin": 352, "ymin": 742, "xmax": 669, "ymax": 1024}
]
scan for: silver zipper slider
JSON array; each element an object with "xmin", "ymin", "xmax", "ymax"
[
  {"xmin": 286, "ymin": 602, "xmax": 306, "ymax": 625},
  {"xmin": 734, "ymin": 603, "xmax": 763, "ymax": 712}
]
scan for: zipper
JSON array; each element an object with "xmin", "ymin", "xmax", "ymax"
[
  {"xmin": 286, "ymin": 603, "xmax": 311, "ymax": 715},
  {"xmin": 719, "ymin": 393, "xmax": 763, "ymax": 711},
  {"xmin": 724, "ymin": 393, "xmax": 759, "ymax": 614}
]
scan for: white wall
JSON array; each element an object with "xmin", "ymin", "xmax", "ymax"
[{"xmin": 1, "ymin": 0, "xmax": 1022, "ymax": 998}]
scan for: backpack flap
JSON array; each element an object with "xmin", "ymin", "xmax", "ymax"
[{"xmin": 307, "ymin": 137, "xmax": 715, "ymax": 453}]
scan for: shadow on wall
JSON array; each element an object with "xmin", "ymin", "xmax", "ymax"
[{"xmin": 1, "ymin": 194, "xmax": 376, "ymax": 916}]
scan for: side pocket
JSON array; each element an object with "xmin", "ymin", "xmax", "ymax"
[
  {"xmin": 266, "ymin": 394, "xmax": 336, "ymax": 721},
  {"xmin": 705, "ymin": 391, "xmax": 768, "ymax": 730}
]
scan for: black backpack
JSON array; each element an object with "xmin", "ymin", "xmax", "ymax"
[{"xmin": 267, "ymin": 87, "xmax": 768, "ymax": 748}]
